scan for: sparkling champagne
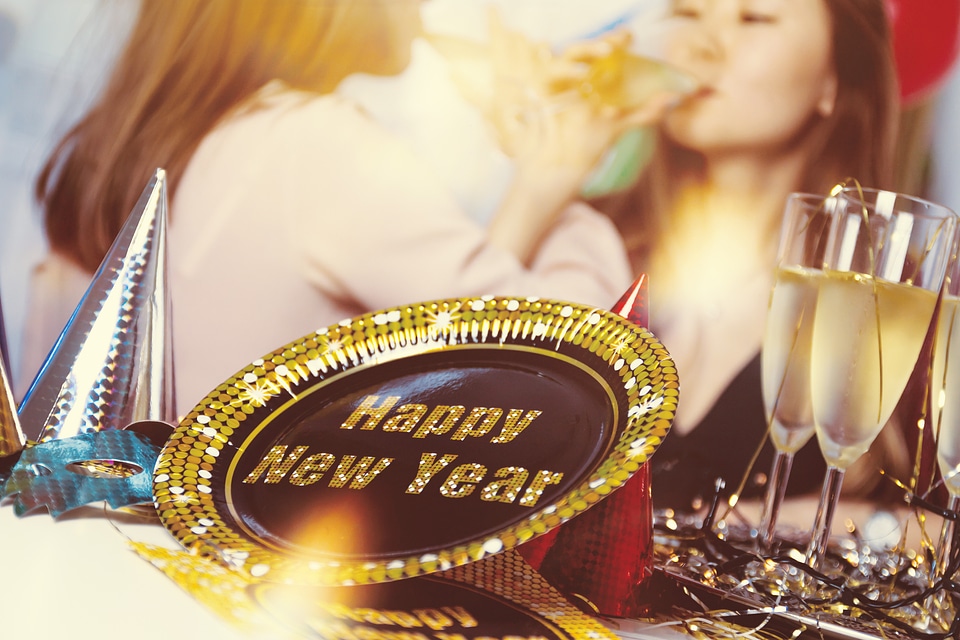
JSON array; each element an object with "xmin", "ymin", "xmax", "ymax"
[
  {"xmin": 761, "ymin": 265, "xmax": 820, "ymax": 453},
  {"xmin": 933, "ymin": 295, "xmax": 960, "ymax": 494},
  {"xmin": 575, "ymin": 46, "xmax": 698, "ymax": 109},
  {"xmin": 810, "ymin": 270, "xmax": 938, "ymax": 469}
]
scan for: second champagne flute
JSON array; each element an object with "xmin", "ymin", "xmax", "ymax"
[
  {"xmin": 931, "ymin": 243, "xmax": 960, "ymax": 578},
  {"xmin": 758, "ymin": 193, "xmax": 834, "ymax": 551},
  {"xmin": 806, "ymin": 188, "xmax": 957, "ymax": 569}
]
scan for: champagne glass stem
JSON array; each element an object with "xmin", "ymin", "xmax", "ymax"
[
  {"xmin": 806, "ymin": 465, "xmax": 845, "ymax": 570},
  {"xmin": 935, "ymin": 494, "xmax": 960, "ymax": 579},
  {"xmin": 758, "ymin": 450, "xmax": 795, "ymax": 552},
  {"xmin": 922, "ymin": 494, "xmax": 960, "ymax": 630}
]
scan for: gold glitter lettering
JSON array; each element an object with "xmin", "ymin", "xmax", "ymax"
[
  {"xmin": 411, "ymin": 405, "xmax": 466, "ymax": 439},
  {"xmin": 319, "ymin": 603, "xmax": 427, "ymax": 629},
  {"xmin": 382, "ymin": 611, "xmax": 424, "ymax": 628},
  {"xmin": 489, "ymin": 409, "xmax": 542, "ymax": 444},
  {"xmin": 328, "ymin": 455, "xmax": 395, "ymax": 489},
  {"xmin": 518, "ymin": 470, "xmax": 564, "ymax": 507},
  {"xmin": 340, "ymin": 397, "xmax": 544, "ymax": 443},
  {"xmin": 413, "ymin": 609, "xmax": 452, "ymax": 631},
  {"xmin": 355, "ymin": 608, "xmax": 393, "ymax": 624},
  {"xmin": 242, "ymin": 445, "xmax": 309, "ymax": 484},
  {"xmin": 341, "ymin": 395, "xmax": 401, "ymax": 430},
  {"xmin": 450, "ymin": 407, "xmax": 503, "ymax": 441},
  {"xmin": 310, "ymin": 603, "xmax": 479, "ymax": 640},
  {"xmin": 382, "ymin": 404, "xmax": 428, "ymax": 432},
  {"xmin": 405, "ymin": 453, "xmax": 458, "ymax": 494},
  {"xmin": 479, "ymin": 467, "xmax": 529, "ymax": 504},
  {"xmin": 288, "ymin": 452, "xmax": 336, "ymax": 486},
  {"xmin": 440, "ymin": 607, "xmax": 478, "ymax": 628},
  {"xmin": 439, "ymin": 463, "xmax": 488, "ymax": 499}
]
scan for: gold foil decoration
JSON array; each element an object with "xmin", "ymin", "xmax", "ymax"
[
  {"xmin": 131, "ymin": 543, "xmax": 619, "ymax": 640},
  {"xmin": 129, "ymin": 542, "xmax": 270, "ymax": 632},
  {"xmin": 154, "ymin": 296, "xmax": 676, "ymax": 586}
]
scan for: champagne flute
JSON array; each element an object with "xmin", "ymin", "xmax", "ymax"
[
  {"xmin": 931, "ymin": 245, "xmax": 960, "ymax": 578},
  {"xmin": 758, "ymin": 193, "xmax": 835, "ymax": 551},
  {"xmin": 806, "ymin": 188, "xmax": 957, "ymax": 569}
]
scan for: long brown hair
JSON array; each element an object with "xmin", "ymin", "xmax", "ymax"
[
  {"xmin": 36, "ymin": 0, "xmax": 407, "ymax": 273},
  {"xmin": 591, "ymin": 0, "xmax": 904, "ymax": 497},
  {"xmin": 593, "ymin": 0, "xmax": 898, "ymax": 261}
]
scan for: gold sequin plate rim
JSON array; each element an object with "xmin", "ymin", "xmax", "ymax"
[{"xmin": 152, "ymin": 296, "xmax": 678, "ymax": 585}]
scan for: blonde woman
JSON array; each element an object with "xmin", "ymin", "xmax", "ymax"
[{"xmin": 24, "ymin": 0, "xmax": 672, "ymax": 414}]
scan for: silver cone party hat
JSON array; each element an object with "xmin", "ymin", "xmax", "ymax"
[
  {"xmin": 0, "ymin": 285, "xmax": 10, "ymax": 369},
  {"xmin": 0, "ymin": 298, "xmax": 25, "ymax": 460},
  {"xmin": 18, "ymin": 169, "xmax": 176, "ymax": 442}
]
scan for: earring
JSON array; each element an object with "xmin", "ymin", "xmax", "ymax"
[
  {"xmin": 817, "ymin": 77, "xmax": 838, "ymax": 118},
  {"xmin": 817, "ymin": 95, "xmax": 835, "ymax": 118}
]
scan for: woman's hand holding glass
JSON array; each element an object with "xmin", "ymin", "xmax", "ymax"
[
  {"xmin": 432, "ymin": 8, "xmax": 695, "ymax": 172},
  {"xmin": 488, "ymin": 17, "xmax": 689, "ymax": 172},
  {"xmin": 457, "ymin": 8, "xmax": 696, "ymax": 262}
]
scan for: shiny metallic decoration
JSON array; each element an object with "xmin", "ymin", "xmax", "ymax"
[
  {"xmin": 0, "ymin": 302, "xmax": 25, "ymax": 463},
  {"xmin": 651, "ymin": 509, "xmax": 952, "ymax": 639},
  {"xmin": 0, "ymin": 354, "xmax": 25, "ymax": 460},
  {"xmin": 128, "ymin": 546, "xmax": 619, "ymax": 639},
  {"xmin": 18, "ymin": 169, "xmax": 176, "ymax": 442},
  {"xmin": 0, "ymin": 285, "xmax": 10, "ymax": 370},
  {"xmin": 518, "ymin": 274, "xmax": 668, "ymax": 618},
  {"xmin": 1, "ymin": 429, "xmax": 160, "ymax": 517},
  {"xmin": 611, "ymin": 272, "xmax": 650, "ymax": 326},
  {"xmin": 154, "ymin": 295, "xmax": 675, "ymax": 586}
]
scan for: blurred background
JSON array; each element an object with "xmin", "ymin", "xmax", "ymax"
[{"xmin": 0, "ymin": 0, "xmax": 958, "ymax": 384}]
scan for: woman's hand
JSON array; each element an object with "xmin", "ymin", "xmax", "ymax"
[
  {"xmin": 428, "ymin": 8, "xmax": 691, "ymax": 263},
  {"xmin": 487, "ymin": 10, "xmax": 680, "ymax": 175},
  {"xmin": 482, "ymin": 8, "xmax": 685, "ymax": 263}
]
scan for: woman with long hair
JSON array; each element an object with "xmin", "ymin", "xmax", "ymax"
[
  {"xmin": 591, "ymin": 0, "xmax": 901, "ymax": 508},
  {"xmin": 23, "ymin": 0, "xmax": 668, "ymax": 415}
]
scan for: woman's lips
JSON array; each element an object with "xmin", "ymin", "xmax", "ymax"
[
  {"xmin": 692, "ymin": 85, "xmax": 715, "ymax": 98},
  {"xmin": 671, "ymin": 85, "xmax": 714, "ymax": 110}
]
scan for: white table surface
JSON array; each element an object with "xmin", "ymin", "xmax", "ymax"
[
  {"xmin": 0, "ymin": 503, "xmax": 236, "ymax": 639},
  {"xmin": 0, "ymin": 501, "xmax": 686, "ymax": 640}
]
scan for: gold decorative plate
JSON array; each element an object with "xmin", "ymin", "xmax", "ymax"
[
  {"xmin": 250, "ymin": 550, "xmax": 619, "ymax": 639},
  {"xmin": 153, "ymin": 296, "xmax": 676, "ymax": 585}
]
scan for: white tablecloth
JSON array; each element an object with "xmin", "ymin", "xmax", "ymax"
[
  {"xmin": 0, "ymin": 502, "xmax": 686, "ymax": 639},
  {"xmin": 0, "ymin": 503, "xmax": 235, "ymax": 638}
]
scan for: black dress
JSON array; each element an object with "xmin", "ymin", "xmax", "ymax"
[{"xmin": 650, "ymin": 352, "xmax": 827, "ymax": 512}]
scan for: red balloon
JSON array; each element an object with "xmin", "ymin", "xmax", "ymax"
[{"xmin": 886, "ymin": 0, "xmax": 960, "ymax": 104}]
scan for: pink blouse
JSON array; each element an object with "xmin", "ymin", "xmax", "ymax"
[{"xmin": 19, "ymin": 86, "xmax": 633, "ymax": 417}]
